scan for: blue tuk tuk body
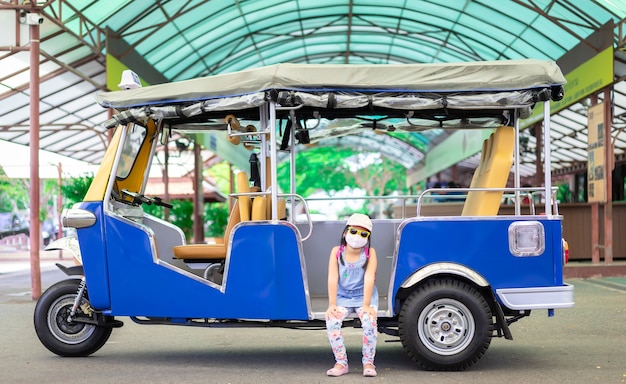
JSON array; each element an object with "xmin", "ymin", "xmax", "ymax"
[
  {"xmin": 77, "ymin": 205, "xmax": 567, "ymax": 320},
  {"xmin": 34, "ymin": 61, "xmax": 574, "ymax": 371}
]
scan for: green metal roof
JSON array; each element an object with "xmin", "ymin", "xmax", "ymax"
[
  {"xmin": 76, "ymin": 0, "xmax": 626, "ymax": 79},
  {"xmin": 1, "ymin": 0, "xmax": 625, "ymax": 178}
]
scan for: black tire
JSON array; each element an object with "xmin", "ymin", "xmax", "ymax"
[
  {"xmin": 34, "ymin": 279, "xmax": 113, "ymax": 357},
  {"xmin": 398, "ymin": 279, "xmax": 493, "ymax": 371}
]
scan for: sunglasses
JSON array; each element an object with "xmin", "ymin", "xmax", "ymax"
[{"xmin": 347, "ymin": 226, "xmax": 371, "ymax": 238}]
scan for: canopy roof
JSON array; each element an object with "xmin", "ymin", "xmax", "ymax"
[
  {"xmin": 0, "ymin": 0, "xmax": 625, "ymax": 180},
  {"xmin": 97, "ymin": 60, "xmax": 565, "ymax": 108}
]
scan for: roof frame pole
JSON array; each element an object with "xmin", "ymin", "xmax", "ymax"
[
  {"xmin": 289, "ymin": 110, "xmax": 297, "ymax": 214},
  {"xmin": 164, "ymin": 138, "xmax": 170, "ymax": 221},
  {"xmin": 269, "ymin": 101, "xmax": 279, "ymax": 221},
  {"xmin": 29, "ymin": 12, "xmax": 42, "ymax": 300},
  {"xmin": 193, "ymin": 138, "xmax": 203, "ymax": 243},
  {"xmin": 259, "ymin": 105, "xmax": 268, "ymax": 192},
  {"xmin": 513, "ymin": 110, "xmax": 521, "ymax": 215},
  {"xmin": 543, "ymin": 100, "xmax": 552, "ymax": 216}
]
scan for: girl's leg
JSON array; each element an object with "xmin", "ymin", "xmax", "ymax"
[
  {"xmin": 326, "ymin": 306, "xmax": 349, "ymax": 366},
  {"xmin": 357, "ymin": 306, "xmax": 378, "ymax": 367}
]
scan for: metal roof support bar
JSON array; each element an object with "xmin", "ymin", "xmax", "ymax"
[{"xmin": 543, "ymin": 101, "xmax": 552, "ymax": 216}]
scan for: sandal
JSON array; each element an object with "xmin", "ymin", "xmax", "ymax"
[
  {"xmin": 327, "ymin": 363, "xmax": 349, "ymax": 377},
  {"xmin": 363, "ymin": 365, "xmax": 377, "ymax": 377}
]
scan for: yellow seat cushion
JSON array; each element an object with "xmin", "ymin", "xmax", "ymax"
[
  {"xmin": 252, "ymin": 196, "xmax": 266, "ymax": 220},
  {"xmin": 173, "ymin": 200, "xmax": 242, "ymax": 260},
  {"xmin": 172, "ymin": 244, "xmax": 228, "ymax": 260},
  {"xmin": 237, "ymin": 171, "xmax": 251, "ymax": 221}
]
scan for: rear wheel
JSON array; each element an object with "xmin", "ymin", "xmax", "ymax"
[
  {"xmin": 398, "ymin": 279, "xmax": 493, "ymax": 371},
  {"xmin": 34, "ymin": 279, "xmax": 113, "ymax": 357}
]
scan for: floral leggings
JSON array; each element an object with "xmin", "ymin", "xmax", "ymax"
[{"xmin": 326, "ymin": 306, "xmax": 378, "ymax": 367}]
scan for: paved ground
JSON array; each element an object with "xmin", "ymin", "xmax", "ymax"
[{"xmin": 1, "ymin": 246, "xmax": 625, "ymax": 383}]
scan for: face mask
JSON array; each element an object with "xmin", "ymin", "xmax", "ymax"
[{"xmin": 345, "ymin": 233, "xmax": 368, "ymax": 249}]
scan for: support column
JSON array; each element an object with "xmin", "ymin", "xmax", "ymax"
[
  {"xmin": 589, "ymin": 94, "xmax": 600, "ymax": 263},
  {"xmin": 603, "ymin": 87, "xmax": 613, "ymax": 263},
  {"xmin": 591, "ymin": 203, "xmax": 600, "ymax": 263},
  {"xmin": 29, "ymin": 18, "xmax": 41, "ymax": 300}
]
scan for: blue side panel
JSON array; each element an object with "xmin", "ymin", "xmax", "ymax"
[
  {"xmin": 392, "ymin": 218, "xmax": 564, "ymax": 300},
  {"xmin": 75, "ymin": 202, "xmax": 111, "ymax": 309},
  {"xmin": 104, "ymin": 219, "xmax": 309, "ymax": 320}
]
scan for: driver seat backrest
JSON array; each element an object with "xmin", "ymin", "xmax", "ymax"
[
  {"xmin": 262, "ymin": 156, "xmax": 287, "ymax": 220},
  {"xmin": 461, "ymin": 125, "xmax": 514, "ymax": 216},
  {"xmin": 172, "ymin": 172, "xmax": 251, "ymax": 260}
]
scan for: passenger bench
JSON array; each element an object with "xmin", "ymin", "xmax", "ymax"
[{"xmin": 172, "ymin": 171, "xmax": 252, "ymax": 261}]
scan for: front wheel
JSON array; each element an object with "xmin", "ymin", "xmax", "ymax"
[
  {"xmin": 34, "ymin": 279, "xmax": 113, "ymax": 357},
  {"xmin": 398, "ymin": 279, "xmax": 493, "ymax": 371}
]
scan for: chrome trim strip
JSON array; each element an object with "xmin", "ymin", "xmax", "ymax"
[{"xmin": 400, "ymin": 262, "xmax": 490, "ymax": 289}]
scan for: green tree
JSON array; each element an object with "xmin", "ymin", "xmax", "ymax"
[
  {"xmin": 204, "ymin": 202, "xmax": 228, "ymax": 238},
  {"xmin": 169, "ymin": 200, "xmax": 194, "ymax": 240},
  {"xmin": 60, "ymin": 173, "xmax": 94, "ymax": 208},
  {"xmin": 0, "ymin": 167, "xmax": 30, "ymax": 212},
  {"xmin": 277, "ymin": 147, "xmax": 357, "ymax": 196},
  {"xmin": 276, "ymin": 144, "xmax": 409, "ymax": 219},
  {"xmin": 144, "ymin": 160, "xmax": 231, "ymax": 240}
]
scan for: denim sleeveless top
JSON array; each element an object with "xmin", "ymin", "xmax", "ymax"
[{"xmin": 336, "ymin": 246, "xmax": 379, "ymax": 308}]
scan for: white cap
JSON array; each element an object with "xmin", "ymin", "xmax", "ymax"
[{"xmin": 346, "ymin": 213, "xmax": 372, "ymax": 232}]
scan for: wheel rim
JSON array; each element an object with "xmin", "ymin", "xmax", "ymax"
[
  {"xmin": 47, "ymin": 294, "xmax": 96, "ymax": 345},
  {"xmin": 417, "ymin": 298, "xmax": 475, "ymax": 356}
]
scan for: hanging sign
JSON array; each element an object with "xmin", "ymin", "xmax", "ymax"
[{"xmin": 587, "ymin": 103, "xmax": 606, "ymax": 203}]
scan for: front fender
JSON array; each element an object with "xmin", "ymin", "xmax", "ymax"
[{"xmin": 45, "ymin": 236, "xmax": 82, "ymax": 265}]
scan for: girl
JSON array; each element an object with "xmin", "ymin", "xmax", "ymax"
[{"xmin": 326, "ymin": 213, "xmax": 378, "ymax": 377}]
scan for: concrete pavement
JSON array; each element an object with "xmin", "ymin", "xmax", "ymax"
[
  {"xmin": 1, "ymin": 244, "xmax": 626, "ymax": 383},
  {"xmin": 0, "ymin": 245, "xmax": 62, "ymax": 274},
  {"xmin": 1, "ymin": 274, "xmax": 625, "ymax": 383}
]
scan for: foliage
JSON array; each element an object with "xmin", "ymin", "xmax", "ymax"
[
  {"xmin": 277, "ymin": 146, "xmax": 357, "ymax": 197},
  {"xmin": 144, "ymin": 200, "xmax": 228, "ymax": 240},
  {"xmin": 556, "ymin": 183, "xmax": 572, "ymax": 203},
  {"xmin": 0, "ymin": 167, "xmax": 30, "ymax": 212},
  {"xmin": 169, "ymin": 200, "xmax": 194, "ymax": 240},
  {"xmin": 276, "ymin": 145, "xmax": 409, "ymax": 218},
  {"xmin": 60, "ymin": 173, "xmax": 94, "ymax": 208},
  {"xmin": 204, "ymin": 202, "xmax": 229, "ymax": 238},
  {"xmin": 277, "ymin": 146, "xmax": 408, "ymax": 198},
  {"xmin": 351, "ymin": 153, "xmax": 408, "ymax": 196}
]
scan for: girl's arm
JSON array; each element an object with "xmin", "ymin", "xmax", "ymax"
[
  {"xmin": 326, "ymin": 246, "xmax": 340, "ymax": 316},
  {"xmin": 362, "ymin": 248, "xmax": 378, "ymax": 316}
]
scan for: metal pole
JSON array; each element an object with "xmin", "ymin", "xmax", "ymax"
[
  {"xmin": 56, "ymin": 162, "xmax": 63, "ymax": 259},
  {"xmin": 269, "ymin": 101, "xmax": 278, "ymax": 221},
  {"xmin": 29, "ymin": 17, "xmax": 41, "ymax": 300},
  {"xmin": 513, "ymin": 112, "xmax": 521, "ymax": 215},
  {"xmin": 193, "ymin": 141, "xmax": 203, "ymax": 243},
  {"xmin": 164, "ymin": 143, "xmax": 170, "ymax": 221},
  {"xmin": 543, "ymin": 101, "xmax": 552, "ymax": 216}
]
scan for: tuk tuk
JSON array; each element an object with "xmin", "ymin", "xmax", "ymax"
[{"xmin": 35, "ymin": 60, "xmax": 573, "ymax": 371}]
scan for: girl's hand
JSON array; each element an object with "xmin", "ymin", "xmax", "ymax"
[
  {"xmin": 326, "ymin": 305, "xmax": 342, "ymax": 319},
  {"xmin": 360, "ymin": 305, "xmax": 377, "ymax": 320}
]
